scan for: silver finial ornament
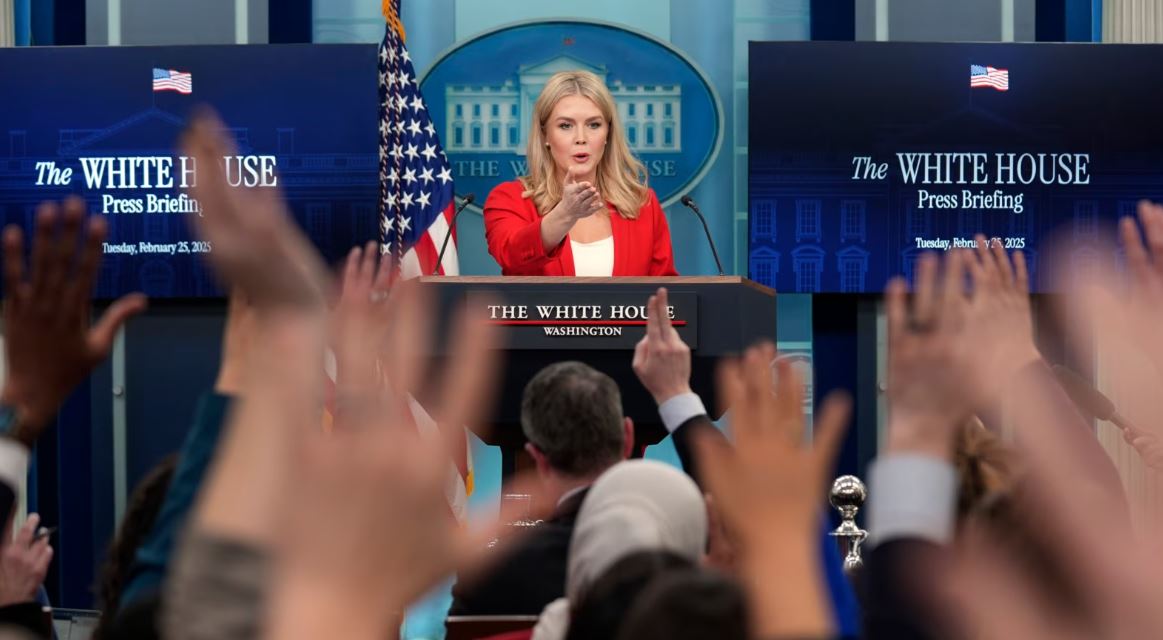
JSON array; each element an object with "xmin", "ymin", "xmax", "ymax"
[{"xmin": 829, "ymin": 475, "xmax": 868, "ymax": 574}]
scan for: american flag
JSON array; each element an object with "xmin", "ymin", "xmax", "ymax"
[
  {"xmin": 333, "ymin": 0, "xmax": 471, "ymax": 520},
  {"xmin": 379, "ymin": 0, "xmax": 458, "ymax": 277},
  {"xmin": 970, "ymin": 65, "xmax": 1009, "ymax": 91},
  {"xmin": 152, "ymin": 68, "xmax": 192, "ymax": 94}
]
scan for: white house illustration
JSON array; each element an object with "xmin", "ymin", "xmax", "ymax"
[
  {"xmin": 836, "ymin": 246, "xmax": 870, "ymax": 293},
  {"xmin": 791, "ymin": 245, "xmax": 825, "ymax": 293},
  {"xmin": 444, "ymin": 54, "xmax": 681, "ymax": 154}
]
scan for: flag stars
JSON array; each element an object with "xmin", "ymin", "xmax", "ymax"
[
  {"xmin": 408, "ymin": 119, "xmax": 423, "ymax": 136},
  {"xmin": 424, "ymin": 122, "xmax": 436, "ymax": 137},
  {"xmin": 389, "ymin": 146, "xmax": 404, "ymax": 162},
  {"xmin": 421, "ymin": 143, "xmax": 438, "ymax": 162},
  {"xmin": 402, "ymin": 167, "xmax": 417, "ymax": 185},
  {"xmin": 386, "ymin": 167, "xmax": 399, "ymax": 184},
  {"xmin": 396, "ymin": 215, "xmax": 412, "ymax": 232},
  {"xmin": 394, "ymin": 95, "xmax": 408, "ymax": 111},
  {"xmin": 404, "ymin": 143, "xmax": 420, "ymax": 161},
  {"xmin": 400, "ymin": 193, "xmax": 414, "ymax": 209},
  {"xmin": 401, "ymin": 49, "xmax": 411, "ymax": 64},
  {"xmin": 410, "ymin": 95, "xmax": 426, "ymax": 112},
  {"xmin": 419, "ymin": 167, "xmax": 434, "ymax": 185},
  {"xmin": 417, "ymin": 191, "xmax": 431, "ymax": 208},
  {"xmin": 437, "ymin": 167, "xmax": 452, "ymax": 184}
]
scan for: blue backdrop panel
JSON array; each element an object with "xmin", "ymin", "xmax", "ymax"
[
  {"xmin": 0, "ymin": 44, "xmax": 380, "ymax": 299},
  {"xmin": 748, "ymin": 41, "xmax": 1163, "ymax": 293}
]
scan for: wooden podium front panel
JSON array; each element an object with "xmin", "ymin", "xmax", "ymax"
[{"xmin": 418, "ymin": 276, "xmax": 775, "ymax": 449}]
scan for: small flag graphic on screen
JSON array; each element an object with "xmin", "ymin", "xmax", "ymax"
[
  {"xmin": 970, "ymin": 65, "xmax": 1008, "ymax": 91},
  {"xmin": 152, "ymin": 68, "xmax": 192, "ymax": 94}
]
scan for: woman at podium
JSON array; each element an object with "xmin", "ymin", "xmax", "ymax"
[{"xmin": 484, "ymin": 70, "xmax": 678, "ymax": 276}]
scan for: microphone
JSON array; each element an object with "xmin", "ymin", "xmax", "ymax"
[
  {"xmin": 432, "ymin": 193, "xmax": 475, "ymax": 276},
  {"xmin": 680, "ymin": 195, "xmax": 725, "ymax": 276},
  {"xmin": 1052, "ymin": 364, "xmax": 1149, "ymax": 439}
]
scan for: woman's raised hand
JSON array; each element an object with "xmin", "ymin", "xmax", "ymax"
[{"xmin": 557, "ymin": 165, "xmax": 606, "ymax": 222}]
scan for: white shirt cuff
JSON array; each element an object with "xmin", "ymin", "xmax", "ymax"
[
  {"xmin": 658, "ymin": 392, "xmax": 707, "ymax": 433},
  {"xmin": 0, "ymin": 437, "xmax": 29, "ymax": 497},
  {"xmin": 868, "ymin": 453, "xmax": 958, "ymax": 547}
]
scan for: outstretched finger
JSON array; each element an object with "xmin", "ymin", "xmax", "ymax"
[
  {"xmin": 63, "ymin": 215, "xmax": 108, "ymax": 319},
  {"xmin": 358, "ymin": 240, "xmax": 378, "ymax": 292},
  {"xmin": 1139, "ymin": 200, "xmax": 1163, "ymax": 280},
  {"xmin": 1013, "ymin": 250, "xmax": 1030, "ymax": 295},
  {"xmin": 340, "ymin": 246, "xmax": 361, "ymax": 298},
  {"xmin": 183, "ymin": 111, "xmax": 243, "ymax": 242},
  {"xmin": 1122, "ymin": 216, "xmax": 1152, "ymax": 288},
  {"xmin": 13, "ymin": 514, "xmax": 38, "ymax": 548},
  {"xmin": 940, "ymin": 249, "xmax": 965, "ymax": 318},
  {"xmin": 655, "ymin": 287, "xmax": 678, "ymax": 340},
  {"xmin": 643, "ymin": 293, "xmax": 662, "ymax": 343},
  {"xmin": 45, "ymin": 198, "xmax": 85, "ymax": 303},
  {"xmin": 885, "ymin": 277, "xmax": 908, "ymax": 344},
  {"xmin": 88, "ymin": 293, "xmax": 148, "ymax": 362},
  {"xmin": 991, "ymin": 237, "xmax": 1015, "ymax": 289},
  {"xmin": 2, "ymin": 226, "xmax": 26, "ymax": 310},
  {"xmin": 973, "ymin": 235, "xmax": 999, "ymax": 286},
  {"xmin": 912, "ymin": 252, "xmax": 939, "ymax": 328},
  {"xmin": 28, "ymin": 202, "xmax": 59, "ymax": 298}
]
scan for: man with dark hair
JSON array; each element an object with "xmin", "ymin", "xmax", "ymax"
[
  {"xmin": 521, "ymin": 361, "xmax": 633, "ymax": 498},
  {"xmin": 449, "ymin": 361, "xmax": 633, "ymax": 617}
]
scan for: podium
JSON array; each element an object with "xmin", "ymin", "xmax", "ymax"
[{"xmin": 418, "ymin": 276, "xmax": 776, "ymax": 465}]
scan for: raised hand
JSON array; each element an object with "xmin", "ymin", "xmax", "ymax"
[
  {"xmin": 962, "ymin": 236, "xmax": 1041, "ymax": 401},
  {"xmin": 266, "ymin": 287, "xmax": 505, "ymax": 640},
  {"xmin": 1117, "ymin": 201, "xmax": 1163, "ymax": 377},
  {"xmin": 692, "ymin": 343, "xmax": 850, "ymax": 638},
  {"xmin": 884, "ymin": 251, "xmax": 977, "ymax": 458},
  {"xmin": 331, "ymin": 242, "xmax": 394, "ymax": 400},
  {"xmin": 0, "ymin": 514, "xmax": 53, "ymax": 606},
  {"xmin": 539, "ymin": 165, "xmax": 606, "ymax": 252},
  {"xmin": 632, "ymin": 287, "xmax": 692, "ymax": 405},
  {"xmin": 557, "ymin": 165, "xmax": 605, "ymax": 222},
  {"xmin": 1, "ymin": 198, "xmax": 147, "ymax": 444},
  {"xmin": 181, "ymin": 110, "xmax": 328, "ymax": 313}
]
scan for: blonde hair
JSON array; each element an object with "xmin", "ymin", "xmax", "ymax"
[{"xmin": 520, "ymin": 70, "xmax": 648, "ymax": 220}]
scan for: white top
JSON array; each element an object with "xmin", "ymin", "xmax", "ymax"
[{"xmin": 570, "ymin": 235, "xmax": 615, "ymax": 277}]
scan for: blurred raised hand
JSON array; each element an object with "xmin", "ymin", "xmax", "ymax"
[
  {"xmin": 182, "ymin": 110, "xmax": 328, "ymax": 314},
  {"xmin": 693, "ymin": 343, "xmax": 850, "ymax": 638},
  {"xmin": 266, "ymin": 283, "xmax": 511, "ymax": 640},
  {"xmin": 942, "ymin": 219, "xmax": 1163, "ymax": 640},
  {"xmin": 961, "ymin": 236, "xmax": 1041, "ymax": 403},
  {"xmin": 0, "ymin": 514, "xmax": 52, "ymax": 606},
  {"xmin": 2, "ymin": 198, "xmax": 147, "ymax": 445},
  {"xmin": 331, "ymin": 242, "xmax": 394, "ymax": 404},
  {"xmin": 884, "ymin": 250, "xmax": 979, "ymax": 459}
]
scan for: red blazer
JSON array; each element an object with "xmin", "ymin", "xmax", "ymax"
[{"xmin": 483, "ymin": 180, "xmax": 678, "ymax": 276}]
